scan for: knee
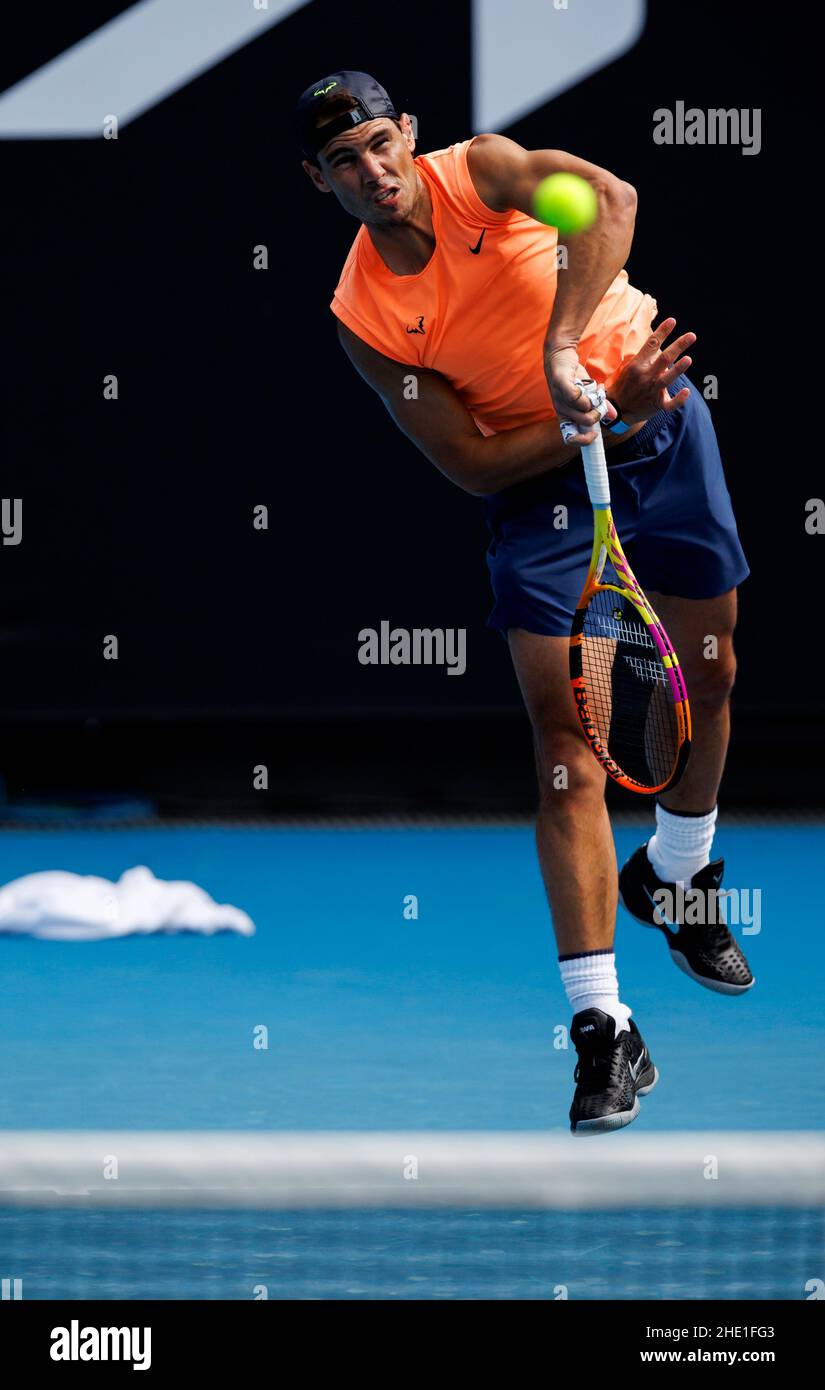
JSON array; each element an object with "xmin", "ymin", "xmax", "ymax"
[
  {"xmin": 686, "ymin": 637, "xmax": 737, "ymax": 709},
  {"xmin": 533, "ymin": 722, "xmax": 604, "ymax": 810}
]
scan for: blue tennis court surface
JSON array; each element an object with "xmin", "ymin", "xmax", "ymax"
[
  {"xmin": 2, "ymin": 1207, "xmax": 818, "ymax": 1301},
  {"xmin": 1, "ymin": 821, "xmax": 821, "ymax": 1133}
]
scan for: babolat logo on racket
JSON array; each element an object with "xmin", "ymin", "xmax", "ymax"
[{"xmin": 572, "ymin": 687, "xmax": 621, "ymax": 778}]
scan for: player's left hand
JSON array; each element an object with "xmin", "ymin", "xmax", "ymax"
[{"xmin": 544, "ymin": 345, "xmax": 617, "ymax": 445}]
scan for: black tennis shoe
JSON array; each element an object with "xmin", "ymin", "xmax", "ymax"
[
  {"xmin": 569, "ymin": 1008, "xmax": 658, "ymax": 1135},
  {"xmin": 618, "ymin": 842, "xmax": 754, "ymax": 995}
]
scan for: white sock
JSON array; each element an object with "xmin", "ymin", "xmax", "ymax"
[
  {"xmin": 647, "ymin": 804, "xmax": 718, "ymax": 886},
  {"xmin": 559, "ymin": 951, "xmax": 631, "ymax": 1035}
]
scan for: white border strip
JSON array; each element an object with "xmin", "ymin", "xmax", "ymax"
[{"xmin": 1, "ymin": 1132, "xmax": 823, "ymax": 1209}]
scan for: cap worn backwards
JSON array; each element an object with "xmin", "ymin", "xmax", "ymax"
[{"xmin": 293, "ymin": 70, "xmax": 399, "ymax": 161}]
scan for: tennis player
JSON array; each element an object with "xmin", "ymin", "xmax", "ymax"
[{"xmin": 295, "ymin": 72, "xmax": 752, "ymax": 1134}]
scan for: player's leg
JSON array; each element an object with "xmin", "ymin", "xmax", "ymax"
[
  {"xmin": 509, "ymin": 626, "xmax": 658, "ymax": 1133},
  {"xmin": 508, "ymin": 627, "xmax": 615, "ymax": 955},
  {"xmin": 624, "ymin": 586, "xmax": 751, "ymax": 986},
  {"xmin": 614, "ymin": 375, "xmax": 753, "ymax": 991},
  {"xmin": 649, "ymin": 587, "xmax": 738, "ymax": 819},
  {"xmin": 618, "ymin": 581, "xmax": 753, "ymax": 992}
]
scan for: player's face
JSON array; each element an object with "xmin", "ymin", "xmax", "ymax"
[{"xmin": 313, "ymin": 118, "xmax": 418, "ymax": 223}]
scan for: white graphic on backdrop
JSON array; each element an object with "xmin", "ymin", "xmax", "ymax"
[
  {"xmin": 0, "ymin": 0, "xmax": 646, "ymax": 139},
  {"xmin": 0, "ymin": 0, "xmax": 306, "ymax": 137},
  {"xmin": 473, "ymin": 0, "xmax": 645, "ymax": 131}
]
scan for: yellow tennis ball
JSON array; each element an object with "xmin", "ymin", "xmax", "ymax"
[{"xmin": 532, "ymin": 172, "xmax": 598, "ymax": 235}]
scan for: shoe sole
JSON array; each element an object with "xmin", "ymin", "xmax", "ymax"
[
  {"xmin": 618, "ymin": 886, "xmax": 755, "ymax": 996},
  {"xmin": 571, "ymin": 1065, "xmax": 659, "ymax": 1136},
  {"xmin": 670, "ymin": 949, "xmax": 754, "ymax": 995}
]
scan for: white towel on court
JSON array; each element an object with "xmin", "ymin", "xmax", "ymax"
[{"xmin": 0, "ymin": 865, "xmax": 255, "ymax": 940}]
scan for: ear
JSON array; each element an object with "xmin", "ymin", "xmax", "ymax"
[
  {"xmin": 398, "ymin": 112, "xmax": 416, "ymax": 154},
  {"xmin": 301, "ymin": 159, "xmax": 332, "ymax": 193}
]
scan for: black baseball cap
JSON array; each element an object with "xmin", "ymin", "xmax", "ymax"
[{"xmin": 294, "ymin": 70, "xmax": 402, "ymax": 162}]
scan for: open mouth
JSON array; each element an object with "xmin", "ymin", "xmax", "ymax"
[{"xmin": 374, "ymin": 187, "xmax": 399, "ymax": 206}]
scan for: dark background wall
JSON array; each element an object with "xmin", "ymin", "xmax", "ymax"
[{"xmin": 1, "ymin": 1, "xmax": 817, "ymax": 814}]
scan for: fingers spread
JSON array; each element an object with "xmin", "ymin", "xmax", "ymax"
[
  {"xmin": 658, "ymin": 355, "xmax": 692, "ymax": 383},
  {"xmin": 661, "ymin": 331, "xmax": 696, "ymax": 363}
]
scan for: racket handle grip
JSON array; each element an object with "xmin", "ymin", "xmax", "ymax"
[
  {"xmin": 576, "ymin": 378, "xmax": 611, "ymax": 507},
  {"xmin": 581, "ymin": 430, "xmax": 610, "ymax": 507}
]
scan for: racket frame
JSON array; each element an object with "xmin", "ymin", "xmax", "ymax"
[{"xmin": 569, "ymin": 402, "xmax": 692, "ymax": 794}]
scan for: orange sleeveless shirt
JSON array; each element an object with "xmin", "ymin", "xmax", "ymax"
[{"xmin": 330, "ymin": 138, "xmax": 657, "ymax": 437}]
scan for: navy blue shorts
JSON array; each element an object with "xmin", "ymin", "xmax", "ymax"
[{"xmin": 484, "ymin": 377, "xmax": 750, "ymax": 637}]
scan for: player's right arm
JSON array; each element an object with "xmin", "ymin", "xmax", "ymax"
[
  {"xmin": 336, "ymin": 319, "xmax": 693, "ymax": 497},
  {"xmin": 336, "ymin": 321, "xmax": 579, "ymax": 497}
]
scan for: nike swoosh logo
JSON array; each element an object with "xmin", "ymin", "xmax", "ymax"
[
  {"xmin": 643, "ymin": 884, "xmax": 671, "ymax": 925},
  {"xmin": 468, "ymin": 229, "xmax": 486, "ymax": 254}
]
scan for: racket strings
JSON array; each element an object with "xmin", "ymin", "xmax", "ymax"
[{"xmin": 580, "ymin": 585, "xmax": 679, "ymax": 787}]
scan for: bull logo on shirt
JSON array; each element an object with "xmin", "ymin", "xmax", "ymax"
[{"xmin": 406, "ymin": 316, "xmax": 426, "ymax": 335}]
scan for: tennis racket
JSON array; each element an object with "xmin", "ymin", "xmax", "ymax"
[{"xmin": 566, "ymin": 380, "xmax": 691, "ymax": 794}]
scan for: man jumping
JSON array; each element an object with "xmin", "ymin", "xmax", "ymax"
[{"xmin": 295, "ymin": 71, "xmax": 752, "ymax": 1134}]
